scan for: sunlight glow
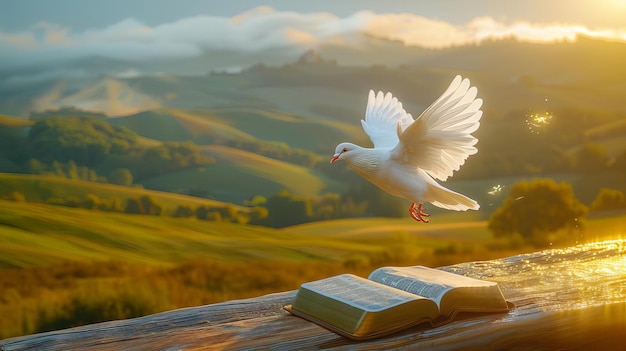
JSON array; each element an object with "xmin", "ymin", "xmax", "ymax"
[
  {"xmin": 499, "ymin": 239, "xmax": 626, "ymax": 312},
  {"xmin": 525, "ymin": 111, "xmax": 553, "ymax": 134},
  {"xmin": 488, "ymin": 185, "xmax": 503, "ymax": 195}
]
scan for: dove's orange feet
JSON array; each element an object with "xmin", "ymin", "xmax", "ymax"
[{"xmin": 409, "ymin": 203, "xmax": 430, "ymax": 223}]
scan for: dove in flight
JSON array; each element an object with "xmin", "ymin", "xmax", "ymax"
[{"xmin": 330, "ymin": 75, "xmax": 482, "ymax": 223}]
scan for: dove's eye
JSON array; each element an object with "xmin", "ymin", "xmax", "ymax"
[{"xmin": 342, "ymin": 148, "xmax": 348, "ymax": 152}]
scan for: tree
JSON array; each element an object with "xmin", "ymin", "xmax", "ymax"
[
  {"xmin": 139, "ymin": 195, "xmax": 162, "ymax": 216},
  {"xmin": 98, "ymin": 198, "xmax": 123, "ymax": 212},
  {"xmin": 248, "ymin": 206, "xmax": 269, "ymax": 223},
  {"xmin": 590, "ymin": 188, "xmax": 626, "ymax": 212},
  {"xmin": 488, "ymin": 179, "xmax": 588, "ymax": 247},
  {"xmin": 262, "ymin": 190, "xmax": 313, "ymax": 228},
  {"xmin": 574, "ymin": 143, "xmax": 609, "ymax": 173},
  {"xmin": 82, "ymin": 194, "xmax": 100, "ymax": 209},
  {"xmin": 27, "ymin": 159, "xmax": 46, "ymax": 174},
  {"xmin": 5, "ymin": 191, "xmax": 26, "ymax": 202},
  {"xmin": 66, "ymin": 161, "xmax": 79, "ymax": 180},
  {"xmin": 196, "ymin": 206, "xmax": 223, "ymax": 222},
  {"xmin": 173, "ymin": 205, "xmax": 195, "ymax": 218},
  {"xmin": 125, "ymin": 198, "xmax": 143, "ymax": 214},
  {"xmin": 25, "ymin": 116, "xmax": 137, "ymax": 166},
  {"xmin": 133, "ymin": 142, "xmax": 215, "ymax": 180},
  {"xmin": 108, "ymin": 168, "xmax": 133, "ymax": 186}
]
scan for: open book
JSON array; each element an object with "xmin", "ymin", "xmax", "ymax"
[{"xmin": 285, "ymin": 266, "xmax": 512, "ymax": 340}]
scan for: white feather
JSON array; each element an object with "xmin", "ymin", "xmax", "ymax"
[
  {"xmin": 361, "ymin": 90, "xmax": 413, "ymax": 148},
  {"xmin": 331, "ymin": 75, "xmax": 482, "ymax": 215},
  {"xmin": 392, "ymin": 75, "xmax": 482, "ymax": 181}
]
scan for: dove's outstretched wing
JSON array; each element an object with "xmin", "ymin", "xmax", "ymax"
[
  {"xmin": 361, "ymin": 90, "xmax": 414, "ymax": 148},
  {"xmin": 391, "ymin": 75, "xmax": 482, "ymax": 181}
]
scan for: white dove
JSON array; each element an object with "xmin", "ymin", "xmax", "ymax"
[{"xmin": 330, "ymin": 75, "xmax": 482, "ymax": 223}]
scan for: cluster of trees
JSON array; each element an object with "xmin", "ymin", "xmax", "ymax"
[
  {"xmin": 167, "ymin": 202, "xmax": 268, "ymax": 224},
  {"xmin": 25, "ymin": 160, "xmax": 106, "ymax": 182},
  {"xmin": 461, "ymin": 134, "xmax": 626, "ymax": 182},
  {"xmin": 0, "ymin": 116, "xmax": 215, "ymax": 184},
  {"xmin": 590, "ymin": 188, "xmax": 626, "ymax": 212},
  {"xmin": 224, "ymin": 139, "xmax": 322, "ymax": 169},
  {"xmin": 3, "ymin": 190, "xmax": 265, "ymax": 224},
  {"xmin": 105, "ymin": 141, "xmax": 216, "ymax": 181},
  {"xmin": 24, "ymin": 116, "xmax": 137, "ymax": 166},
  {"xmin": 1, "ymin": 106, "xmax": 625, "ymax": 235},
  {"xmin": 251, "ymin": 179, "xmax": 626, "ymax": 231},
  {"xmin": 488, "ymin": 179, "xmax": 626, "ymax": 247},
  {"xmin": 240, "ymin": 186, "xmax": 407, "ymax": 228}
]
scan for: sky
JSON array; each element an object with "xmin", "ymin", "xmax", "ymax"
[
  {"xmin": 1, "ymin": 0, "xmax": 625, "ymax": 68},
  {"xmin": 2, "ymin": 0, "xmax": 626, "ymax": 30}
]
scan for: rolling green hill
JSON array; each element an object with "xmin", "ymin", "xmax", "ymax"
[
  {"xmin": 141, "ymin": 145, "xmax": 342, "ymax": 203},
  {"xmin": 111, "ymin": 107, "xmax": 362, "ymax": 153},
  {"xmin": 0, "ymin": 198, "xmax": 517, "ymax": 270},
  {"xmin": 0, "ymin": 114, "xmax": 32, "ymax": 127},
  {"xmin": 0, "ymin": 38, "xmax": 624, "ymax": 214},
  {"xmin": 0, "ymin": 173, "xmax": 248, "ymax": 214}
]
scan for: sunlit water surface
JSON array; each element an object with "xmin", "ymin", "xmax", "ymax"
[{"xmin": 444, "ymin": 239, "xmax": 626, "ymax": 313}]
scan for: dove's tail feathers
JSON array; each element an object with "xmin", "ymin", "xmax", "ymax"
[{"xmin": 423, "ymin": 175, "xmax": 479, "ymax": 211}]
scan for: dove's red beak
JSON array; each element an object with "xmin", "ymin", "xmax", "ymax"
[{"xmin": 330, "ymin": 154, "xmax": 340, "ymax": 163}]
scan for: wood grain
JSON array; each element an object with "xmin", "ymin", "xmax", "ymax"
[{"xmin": 2, "ymin": 240, "xmax": 625, "ymax": 350}]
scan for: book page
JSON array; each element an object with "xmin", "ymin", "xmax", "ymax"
[
  {"xmin": 302, "ymin": 274, "xmax": 421, "ymax": 312},
  {"xmin": 368, "ymin": 269, "xmax": 450, "ymax": 306},
  {"xmin": 369, "ymin": 266, "xmax": 495, "ymax": 306}
]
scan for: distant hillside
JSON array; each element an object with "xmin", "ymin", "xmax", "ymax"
[
  {"xmin": 0, "ymin": 173, "xmax": 248, "ymax": 214},
  {"xmin": 2, "ymin": 37, "xmax": 624, "ymax": 118},
  {"xmin": 109, "ymin": 107, "xmax": 361, "ymax": 153},
  {"xmin": 0, "ymin": 37, "xmax": 624, "ymax": 213},
  {"xmin": 141, "ymin": 145, "xmax": 342, "ymax": 203},
  {"xmin": 0, "ymin": 114, "xmax": 31, "ymax": 127}
]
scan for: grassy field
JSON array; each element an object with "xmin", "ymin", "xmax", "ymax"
[
  {"xmin": 2, "ymin": 198, "xmax": 625, "ymax": 339},
  {"xmin": 0, "ymin": 173, "xmax": 248, "ymax": 214},
  {"xmin": 0, "ymin": 114, "xmax": 32, "ymax": 127},
  {"xmin": 0, "ymin": 200, "xmax": 492, "ymax": 269},
  {"xmin": 141, "ymin": 145, "xmax": 342, "ymax": 202},
  {"xmin": 112, "ymin": 107, "xmax": 361, "ymax": 153}
]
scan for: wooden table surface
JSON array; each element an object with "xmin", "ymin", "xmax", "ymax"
[{"xmin": 2, "ymin": 240, "xmax": 625, "ymax": 350}]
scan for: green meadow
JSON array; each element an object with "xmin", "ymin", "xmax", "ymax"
[
  {"xmin": 1, "ymin": 197, "xmax": 625, "ymax": 339},
  {"xmin": 0, "ymin": 173, "xmax": 246, "ymax": 213}
]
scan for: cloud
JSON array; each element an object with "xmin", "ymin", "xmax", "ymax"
[{"xmin": 1, "ymin": 6, "xmax": 625, "ymax": 69}]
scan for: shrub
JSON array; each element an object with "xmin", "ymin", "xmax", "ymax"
[
  {"xmin": 488, "ymin": 179, "xmax": 588, "ymax": 247},
  {"xmin": 5, "ymin": 191, "xmax": 26, "ymax": 202},
  {"xmin": 590, "ymin": 188, "xmax": 626, "ymax": 212}
]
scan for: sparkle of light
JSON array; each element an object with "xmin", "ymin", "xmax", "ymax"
[
  {"xmin": 525, "ymin": 111, "xmax": 553, "ymax": 134},
  {"xmin": 488, "ymin": 184, "xmax": 504, "ymax": 195}
]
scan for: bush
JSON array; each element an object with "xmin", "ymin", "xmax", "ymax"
[
  {"xmin": 124, "ymin": 196, "xmax": 162, "ymax": 215},
  {"xmin": 173, "ymin": 205, "xmax": 195, "ymax": 218},
  {"xmin": 590, "ymin": 188, "xmax": 626, "ymax": 212},
  {"xmin": 5, "ymin": 191, "xmax": 26, "ymax": 202},
  {"xmin": 488, "ymin": 179, "xmax": 588, "ymax": 247},
  {"xmin": 82, "ymin": 194, "xmax": 100, "ymax": 209},
  {"xmin": 108, "ymin": 168, "xmax": 133, "ymax": 186},
  {"xmin": 574, "ymin": 143, "xmax": 609, "ymax": 172}
]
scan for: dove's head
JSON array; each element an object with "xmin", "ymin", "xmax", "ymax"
[{"xmin": 330, "ymin": 142, "xmax": 359, "ymax": 164}]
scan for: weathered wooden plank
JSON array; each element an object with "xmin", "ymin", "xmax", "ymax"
[{"xmin": 2, "ymin": 240, "xmax": 626, "ymax": 350}]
